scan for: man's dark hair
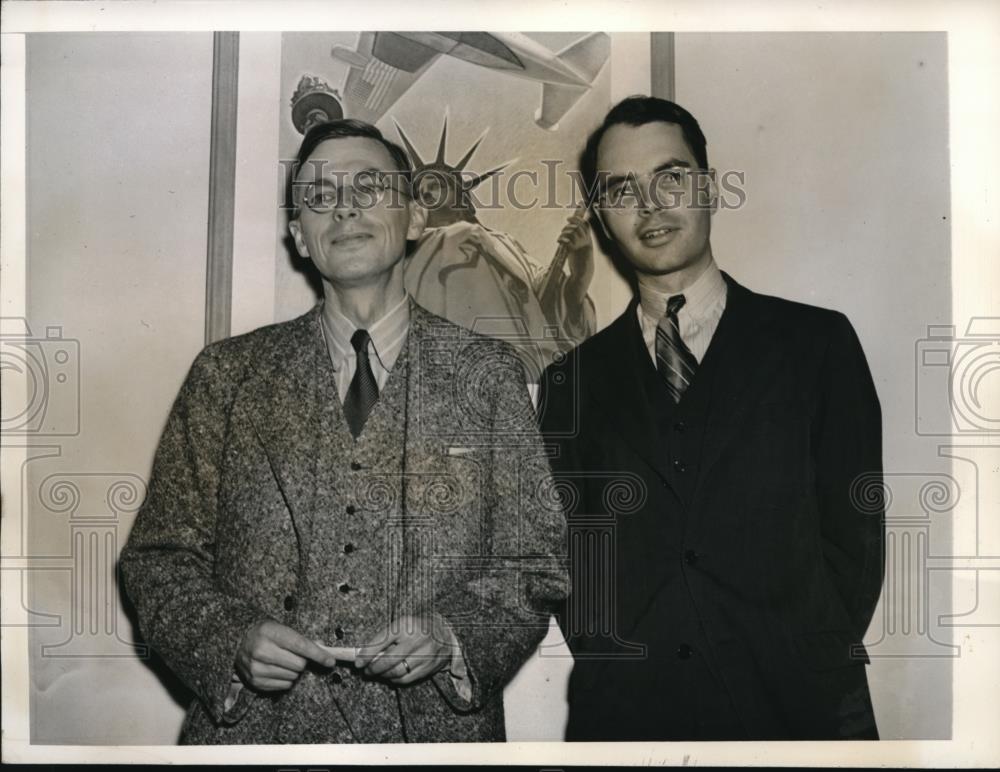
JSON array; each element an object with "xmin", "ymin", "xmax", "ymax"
[
  {"xmin": 295, "ymin": 118, "xmax": 412, "ymax": 177},
  {"xmin": 287, "ymin": 119, "xmax": 412, "ymax": 218},
  {"xmin": 579, "ymin": 96, "xmax": 709, "ymax": 194}
]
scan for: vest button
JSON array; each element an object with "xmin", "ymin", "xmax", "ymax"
[
  {"xmin": 330, "ymin": 672, "xmax": 343, "ymax": 685},
  {"xmin": 677, "ymin": 643, "xmax": 693, "ymax": 659},
  {"xmin": 334, "ymin": 625, "xmax": 345, "ymax": 640},
  {"xmin": 350, "ymin": 461, "xmax": 362, "ymax": 471},
  {"xmin": 673, "ymin": 459, "xmax": 687, "ymax": 473},
  {"xmin": 344, "ymin": 543, "xmax": 355, "ymax": 554},
  {"xmin": 684, "ymin": 549, "xmax": 699, "ymax": 566},
  {"xmin": 345, "ymin": 505, "xmax": 356, "ymax": 515},
  {"xmin": 283, "ymin": 595, "xmax": 295, "ymax": 611},
  {"xmin": 673, "ymin": 421, "xmax": 686, "ymax": 432}
]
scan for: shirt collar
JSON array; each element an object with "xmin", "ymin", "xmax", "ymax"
[
  {"xmin": 637, "ymin": 258, "xmax": 727, "ymax": 327},
  {"xmin": 320, "ymin": 292, "xmax": 411, "ymax": 372}
]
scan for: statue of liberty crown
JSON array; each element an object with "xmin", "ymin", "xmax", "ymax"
[{"xmin": 392, "ymin": 113, "xmax": 516, "ymax": 190}]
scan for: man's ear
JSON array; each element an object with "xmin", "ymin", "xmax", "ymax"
[
  {"xmin": 706, "ymin": 168, "xmax": 720, "ymax": 216},
  {"xmin": 406, "ymin": 197, "xmax": 428, "ymax": 241},
  {"xmin": 288, "ymin": 218, "xmax": 309, "ymax": 258}
]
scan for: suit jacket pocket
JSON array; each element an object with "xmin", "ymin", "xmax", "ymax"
[{"xmin": 793, "ymin": 629, "xmax": 870, "ymax": 671}]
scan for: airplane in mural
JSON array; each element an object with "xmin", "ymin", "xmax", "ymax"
[{"xmin": 332, "ymin": 31, "xmax": 610, "ymax": 130}]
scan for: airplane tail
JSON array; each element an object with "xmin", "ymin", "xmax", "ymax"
[
  {"xmin": 535, "ymin": 83, "xmax": 588, "ymax": 130},
  {"xmin": 535, "ymin": 33, "xmax": 609, "ymax": 129},
  {"xmin": 555, "ymin": 32, "xmax": 610, "ymax": 85}
]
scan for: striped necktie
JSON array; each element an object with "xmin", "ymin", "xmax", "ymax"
[
  {"xmin": 655, "ymin": 294, "xmax": 698, "ymax": 403},
  {"xmin": 344, "ymin": 329, "xmax": 379, "ymax": 438}
]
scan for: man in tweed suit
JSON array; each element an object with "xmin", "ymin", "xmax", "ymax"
[{"xmin": 122, "ymin": 120, "xmax": 567, "ymax": 744}]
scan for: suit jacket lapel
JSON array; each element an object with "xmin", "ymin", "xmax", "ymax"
[
  {"xmin": 404, "ymin": 301, "xmax": 452, "ymax": 451},
  {"xmin": 583, "ymin": 278, "xmax": 783, "ymax": 505},
  {"xmin": 691, "ymin": 274, "xmax": 781, "ymax": 502},
  {"xmin": 586, "ymin": 298, "xmax": 674, "ymax": 485},
  {"xmin": 243, "ymin": 304, "xmax": 342, "ymax": 557},
  {"xmin": 394, "ymin": 303, "xmax": 466, "ymax": 618}
]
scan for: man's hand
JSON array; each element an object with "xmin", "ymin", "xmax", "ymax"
[
  {"xmin": 235, "ymin": 619, "xmax": 337, "ymax": 692},
  {"xmin": 355, "ymin": 614, "xmax": 459, "ymax": 686},
  {"xmin": 556, "ymin": 212, "xmax": 594, "ymax": 308}
]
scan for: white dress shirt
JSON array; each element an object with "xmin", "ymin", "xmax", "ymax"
[
  {"xmin": 320, "ymin": 292, "xmax": 410, "ymax": 402},
  {"xmin": 636, "ymin": 258, "xmax": 728, "ymax": 365}
]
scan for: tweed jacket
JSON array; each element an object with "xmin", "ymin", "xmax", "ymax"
[{"xmin": 121, "ymin": 301, "xmax": 568, "ymax": 744}]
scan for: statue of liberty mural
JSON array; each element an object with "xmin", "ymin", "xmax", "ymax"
[{"xmin": 396, "ymin": 116, "xmax": 596, "ymax": 380}]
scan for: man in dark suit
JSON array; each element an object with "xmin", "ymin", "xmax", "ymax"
[{"xmin": 538, "ymin": 96, "xmax": 884, "ymax": 740}]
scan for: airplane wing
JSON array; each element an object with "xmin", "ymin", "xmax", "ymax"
[
  {"xmin": 332, "ymin": 32, "xmax": 439, "ymax": 124},
  {"xmin": 534, "ymin": 82, "xmax": 589, "ymax": 130}
]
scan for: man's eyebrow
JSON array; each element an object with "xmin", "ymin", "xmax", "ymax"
[
  {"xmin": 296, "ymin": 166, "xmax": 391, "ymax": 184},
  {"xmin": 652, "ymin": 159, "xmax": 693, "ymax": 173}
]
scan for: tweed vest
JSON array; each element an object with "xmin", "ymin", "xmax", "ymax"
[{"xmin": 274, "ymin": 344, "xmax": 413, "ymax": 743}]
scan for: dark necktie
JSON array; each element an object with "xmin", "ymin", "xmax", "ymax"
[
  {"xmin": 344, "ymin": 329, "xmax": 379, "ymax": 438},
  {"xmin": 655, "ymin": 294, "xmax": 698, "ymax": 403}
]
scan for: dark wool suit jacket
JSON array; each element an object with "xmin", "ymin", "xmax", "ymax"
[
  {"xmin": 121, "ymin": 302, "xmax": 568, "ymax": 744},
  {"xmin": 538, "ymin": 274, "xmax": 885, "ymax": 740}
]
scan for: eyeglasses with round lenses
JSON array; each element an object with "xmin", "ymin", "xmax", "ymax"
[{"xmin": 300, "ymin": 171, "xmax": 411, "ymax": 214}]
